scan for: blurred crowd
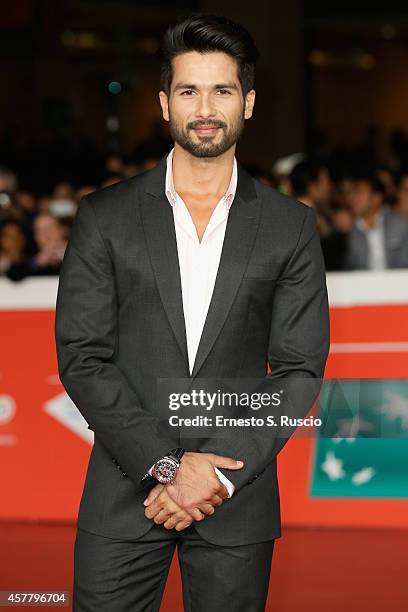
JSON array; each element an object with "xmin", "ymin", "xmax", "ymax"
[
  {"xmin": 0, "ymin": 150, "xmax": 162, "ymax": 281},
  {"xmin": 1, "ymin": 134, "xmax": 408, "ymax": 280},
  {"xmin": 277, "ymin": 156, "xmax": 408, "ymax": 271}
]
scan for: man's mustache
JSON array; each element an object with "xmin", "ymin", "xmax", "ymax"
[{"xmin": 187, "ymin": 120, "xmax": 227, "ymax": 130}]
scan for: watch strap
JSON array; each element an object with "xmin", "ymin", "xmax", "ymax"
[{"xmin": 167, "ymin": 447, "xmax": 185, "ymax": 464}]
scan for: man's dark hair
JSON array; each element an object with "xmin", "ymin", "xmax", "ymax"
[
  {"xmin": 289, "ymin": 160, "xmax": 327, "ymax": 198},
  {"xmin": 352, "ymin": 170, "xmax": 387, "ymax": 197},
  {"xmin": 160, "ymin": 13, "xmax": 259, "ymax": 97}
]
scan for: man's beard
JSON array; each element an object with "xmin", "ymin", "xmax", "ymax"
[{"xmin": 169, "ymin": 113, "xmax": 245, "ymax": 158}]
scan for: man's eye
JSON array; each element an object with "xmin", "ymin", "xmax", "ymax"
[
  {"xmin": 181, "ymin": 90, "xmax": 195, "ymax": 96},
  {"xmin": 217, "ymin": 89, "xmax": 231, "ymax": 95}
]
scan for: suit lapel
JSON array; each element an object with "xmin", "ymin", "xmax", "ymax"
[
  {"xmin": 140, "ymin": 154, "xmax": 261, "ymax": 378},
  {"xmin": 141, "ymin": 158, "xmax": 190, "ymax": 374}
]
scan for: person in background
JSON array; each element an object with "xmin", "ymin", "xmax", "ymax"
[
  {"xmin": 394, "ymin": 170, "xmax": 408, "ymax": 224},
  {"xmin": 27, "ymin": 212, "xmax": 67, "ymax": 276},
  {"xmin": 346, "ymin": 172, "xmax": 408, "ymax": 270},
  {"xmin": 289, "ymin": 159, "xmax": 332, "ymax": 223},
  {"xmin": 0, "ymin": 166, "xmax": 18, "ymax": 194},
  {"xmin": 0, "ymin": 167, "xmax": 28, "ymax": 225},
  {"xmin": 375, "ymin": 165, "xmax": 397, "ymax": 205},
  {"xmin": 4, "ymin": 212, "xmax": 67, "ymax": 280},
  {"xmin": 36, "ymin": 195, "xmax": 52, "ymax": 213},
  {"xmin": 271, "ymin": 152, "xmax": 303, "ymax": 195},
  {"xmin": 52, "ymin": 180, "xmax": 75, "ymax": 201},
  {"xmin": 0, "ymin": 219, "xmax": 29, "ymax": 277},
  {"xmin": 289, "ymin": 159, "xmax": 350, "ymax": 270},
  {"xmin": 13, "ymin": 191, "xmax": 36, "ymax": 215},
  {"xmin": 332, "ymin": 167, "xmax": 354, "ymax": 211}
]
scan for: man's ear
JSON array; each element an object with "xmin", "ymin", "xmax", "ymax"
[
  {"xmin": 159, "ymin": 91, "xmax": 170, "ymax": 122},
  {"xmin": 244, "ymin": 89, "xmax": 256, "ymax": 120}
]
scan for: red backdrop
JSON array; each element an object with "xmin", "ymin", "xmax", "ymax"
[{"xmin": 1, "ymin": 272, "xmax": 407, "ymax": 527}]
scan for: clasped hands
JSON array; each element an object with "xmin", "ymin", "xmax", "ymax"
[{"xmin": 143, "ymin": 451, "xmax": 243, "ymax": 531}]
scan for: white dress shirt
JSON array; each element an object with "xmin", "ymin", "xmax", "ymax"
[
  {"xmin": 148, "ymin": 148, "xmax": 237, "ymax": 498},
  {"xmin": 356, "ymin": 210, "xmax": 387, "ymax": 270}
]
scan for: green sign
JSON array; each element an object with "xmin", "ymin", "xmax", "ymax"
[{"xmin": 311, "ymin": 379, "xmax": 408, "ymax": 498}]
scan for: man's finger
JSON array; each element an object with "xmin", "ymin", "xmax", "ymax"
[
  {"xmin": 210, "ymin": 483, "xmax": 229, "ymax": 502},
  {"xmin": 189, "ymin": 508, "xmax": 205, "ymax": 521},
  {"xmin": 164, "ymin": 513, "xmax": 190, "ymax": 530},
  {"xmin": 199, "ymin": 503, "xmax": 215, "ymax": 516},
  {"xmin": 152, "ymin": 508, "xmax": 173, "ymax": 524},
  {"xmin": 175, "ymin": 519, "xmax": 193, "ymax": 531},
  {"xmin": 143, "ymin": 484, "xmax": 164, "ymax": 506},
  {"xmin": 144, "ymin": 496, "xmax": 166, "ymax": 519},
  {"xmin": 210, "ymin": 494, "xmax": 224, "ymax": 507},
  {"xmin": 207, "ymin": 454, "xmax": 244, "ymax": 470}
]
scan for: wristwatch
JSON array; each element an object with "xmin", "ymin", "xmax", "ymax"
[{"xmin": 144, "ymin": 448, "xmax": 185, "ymax": 485}]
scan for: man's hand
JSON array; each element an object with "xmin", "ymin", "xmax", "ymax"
[
  {"xmin": 146, "ymin": 452, "xmax": 244, "ymax": 515},
  {"xmin": 144, "ymin": 483, "xmax": 206, "ymax": 531}
]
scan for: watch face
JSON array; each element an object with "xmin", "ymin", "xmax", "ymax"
[{"xmin": 154, "ymin": 458, "xmax": 177, "ymax": 483}]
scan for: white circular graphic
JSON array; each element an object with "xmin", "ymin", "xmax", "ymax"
[{"xmin": 0, "ymin": 395, "xmax": 16, "ymax": 425}]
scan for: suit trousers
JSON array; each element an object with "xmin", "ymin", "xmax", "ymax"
[{"xmin": 73, "ymin": 522, "xmax": 275, "ymax": 612}]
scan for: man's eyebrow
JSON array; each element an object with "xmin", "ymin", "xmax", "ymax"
[
  {"xmin": 213, "ymin": 83, "xmax": 239, "ymax": 90},
  {"xmin": 174, "ymin": 83, "xmax": 197, "ymax": 91},
  {"xmin": 173, "ymin": 82, "xmax": 239, "ymax": 91}
]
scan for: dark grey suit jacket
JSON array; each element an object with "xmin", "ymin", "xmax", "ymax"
[{"xmin": 54, "ymin": 155, "xmax": 330, "ymax": 546}]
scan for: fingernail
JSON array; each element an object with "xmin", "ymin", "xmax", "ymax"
[
  {"xmin": 237, "ymin": 460, "xmax": 244, "ymax": 467},
  {"xmin": 143, "ymin": 499, "xmax": 148, "ymax": 505}
]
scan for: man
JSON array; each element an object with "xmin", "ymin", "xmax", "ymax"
[
  {"xmin": 288, "ymin": 160, "xmax": 334, "ymax": 247},
  {"xmin": 289, "ymin": 159, "xmax": 351, "ymax": 270},
  {"xmin": 346, "ymin": 172, "xmax": 408, "ymax": 270},
  {"xmin": 55, "ymin": 13, "xmax": 330, "ymax": 612},
  {"xmin": 289, "ymin": 159, "xmax": 332, "ymax": 212}
]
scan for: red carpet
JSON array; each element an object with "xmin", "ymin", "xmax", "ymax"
[{"xmin": 1, "ymin": 523, "xmax": 407, "ymax": 611}]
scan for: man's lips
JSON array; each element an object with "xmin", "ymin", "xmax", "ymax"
[{"xmin": 193, "ymin": 125, "xmax": 221, "ymax": 136}]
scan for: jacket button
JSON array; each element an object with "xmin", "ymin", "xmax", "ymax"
[{"xmin": 112, "ymin": 457, "xmax": 117, "ymax": 463}]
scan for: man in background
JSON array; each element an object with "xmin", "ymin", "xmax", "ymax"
[{"xmin": 346, "ymin": 172, "xmax": 408, "ymax": 270}]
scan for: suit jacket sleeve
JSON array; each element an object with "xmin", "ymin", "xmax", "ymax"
[
  {"xmin": 54, "ymin": 195, "xmax": 179, "ymax": 491},
  {"xmin": 197, "ymin": 205, "xmax": 330, "ymax": 493}
]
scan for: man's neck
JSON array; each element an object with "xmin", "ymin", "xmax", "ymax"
[
  {"xmin": 361, "ymin": 208, "xmax": 382, "ymax": 230},
  {"xmin": 172, "ymin": 143, "xmax": 235, "ymax": 202}
]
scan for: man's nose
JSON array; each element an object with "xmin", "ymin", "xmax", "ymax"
[{"xmin": 195, "ymin": 94, "xmax": 216, "ymax": 119}]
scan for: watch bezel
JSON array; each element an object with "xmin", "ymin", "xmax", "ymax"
[{"xmin": 152, "ymin": 456, "xmax": 179, "ymax": 484}]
